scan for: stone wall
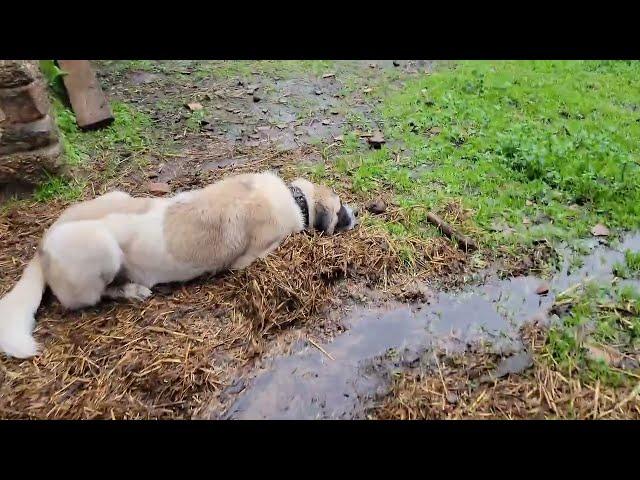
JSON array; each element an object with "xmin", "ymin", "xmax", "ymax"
[{"xmin": 0, "ymin": 60, "xmax": 63, "ymax": 199}]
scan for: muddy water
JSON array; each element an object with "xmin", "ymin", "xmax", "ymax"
[{"xmin": 218, "ymin": 234, "xmax": 640, "ymax": 420}]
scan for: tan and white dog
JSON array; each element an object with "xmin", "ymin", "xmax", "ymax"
[{"xmin": 0, "ymin": 171, "xmax": 357, "ymax": 359}]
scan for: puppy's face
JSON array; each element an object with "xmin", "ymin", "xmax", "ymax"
[{"xmin": 298, "ymin": 181, "xmax": 358, "ymax": 235}]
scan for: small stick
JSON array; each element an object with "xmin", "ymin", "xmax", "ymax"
[
  {"xmin": 425, "ymin": 212, "xmax": 478, "ymax": 251},
  {"xmin": 433, "ymin": 353, "xmax": 449, "ymax": 410},
  {"xmin": 402, "ymin": 205, "xmax": 478, "ymax": 251},
  {"xmin": 308, "ymin": 338, "xmax": 335, "ymax": 361},
  {"xmin": 557, "ymin": 282, "xmax": 582, "ymax": 298}
]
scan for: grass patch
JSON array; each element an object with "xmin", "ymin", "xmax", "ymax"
[
  {"xmin": 316, "ymin": 61, "xmax": 640, "ymax": 256},
  {"xmin": 40, "ymin": 98, "xmax": 154, "ymax": 201},
  {"xmin": 34, "ymin": 175, "xmax": 84, "ymax": 203},
  {"xmin": 625, "ymin": 250, "xmax": 640, "ymax": 273},
  {"xmin": 546, "ymin": 281, "xmax": 640, "ymax": 387},
  {"xmin": 185, "ymin": 108, "xmax": 207, "ymax": 133},
  {"xmin": 613, "ymin": 250, "xmax": 640, "ymax": 279},
  {"xmin": 52, "ymin": 99, "xmax": 151, "ymax": 155}
]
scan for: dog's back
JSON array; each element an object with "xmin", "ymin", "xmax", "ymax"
[{"xmin": 53, "ymin": 191, "xmax": 154, "ymax": 228}]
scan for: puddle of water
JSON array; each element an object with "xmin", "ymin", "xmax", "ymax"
[{"xmin": 217, "ymin": 233, "xmax": 640, "ymax": 420}]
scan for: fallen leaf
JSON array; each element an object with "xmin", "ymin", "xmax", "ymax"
[
  {"xmin": 586, "ymin": 344, "xmax": 612, "ymax": 364},
  {"xmin": 367, "ymin": 131, "xmax": 385, "ymax": 149},
  {"xmin": 322, "ymin": 73, "xmax": 336, "ymax": 79},
  {"xmin": 591, "ymin": 224, "xmax": 610, "ymax": 237},
  {"xmin": 366, "ymin": 198, "xmax": 386, "ymax": 214},
  {"xmin": 186, "ymin": 102, "xmax": 203, "ymax": 111},
  {"xmin": 585, "ymin": 342, "xmax": 624, "ymax": 366},
  {"xmin": 147, "ymin": 182, "xmax": 171, "ymax": 194},
  {"xmin": 536, "ymin": 283, "xmax": 550, "ymax": 295}
]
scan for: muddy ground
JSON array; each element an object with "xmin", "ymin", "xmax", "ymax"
[{"xmin": 1, "ymin": 61, "xmax": 638, "ymax": 419}]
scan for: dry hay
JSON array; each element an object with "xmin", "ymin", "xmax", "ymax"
[
  {"xmin": 370, "ymin": 325, "xmax": 640, "ymax": 420},
  {"xmin": 0, "ymin": 192, "xmax": 468, "ymax": 418}
]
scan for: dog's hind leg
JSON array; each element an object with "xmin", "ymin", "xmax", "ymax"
[{"xmin": 42, "ymin": 221, "xmax": 125, "ymax": 311}]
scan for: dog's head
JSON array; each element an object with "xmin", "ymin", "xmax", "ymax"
[{"xmin": 290, "ymin": 179, "xmax": 358, "ymax": 235}]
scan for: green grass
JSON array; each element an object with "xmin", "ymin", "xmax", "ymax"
[
  {"xmin": 34, "ymin": 175, "xmax": 84, "ymax": 203},
  {"xmin": 546, "ymin": 281, "xmax": 640, "ymax": 387},
  {"xmin": 38, "ymin": 98, "xmax": 153, "ymax": 201},
  {"xmin": 613, "ymin": 250, "xmax": 640, "ymax": 279},
  {"xmin": 185, "ymin": 108, "xmax": 207, "ymax": 133},
  {"xmin": 52, "ymin": 99, "xmax": 151, "ymax": 154},
  {"xmin": 625, "ymin": 250, "xmax": 640, "ymax": 273},
  {"xmin": 316, "ymin": 61, "xmax": 640, "ymax": 253}
]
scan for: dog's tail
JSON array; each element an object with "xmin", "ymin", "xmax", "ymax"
[{"xmin": 0, "ymin": 254, "xmax": 46, "ymax": 358}]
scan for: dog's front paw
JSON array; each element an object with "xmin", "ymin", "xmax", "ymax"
[{"xmin": 123, "ymin": 284, "xmax": 153, "ymax": 301}]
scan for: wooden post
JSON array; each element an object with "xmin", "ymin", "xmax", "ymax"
[{"xmin": 57, "ymin": 60, "xmax": 114, "ymax": 130}]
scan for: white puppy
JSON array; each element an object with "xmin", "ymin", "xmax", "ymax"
[{"xmin": 0, "ymin": 171, "xmax": 357, "ymax": 358}]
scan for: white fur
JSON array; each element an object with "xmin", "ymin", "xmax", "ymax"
[{"xmin": 0, "ymin": 258, "xmax": 45, "ymax": 358}]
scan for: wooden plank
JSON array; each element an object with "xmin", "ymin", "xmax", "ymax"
[{"xmin": 57, "ymin": 60, "xmax": 114, "ymax": 130}]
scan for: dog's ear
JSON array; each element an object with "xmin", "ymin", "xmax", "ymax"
[
  {"xmin": 314, "ymin": 204, "xmax": 333, "ymax": 234},
  {"xmin": 336, "ymin": 204, "xmax": 351, "ymax": 231}
]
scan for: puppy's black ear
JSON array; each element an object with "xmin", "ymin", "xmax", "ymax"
[
  {"xmin": 314, "ymin": 204, "xmax": 332, "ymax": 233},
  {"xmin": 336, "ymin": 204, "xmax": 351, "ymax": 231}
]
